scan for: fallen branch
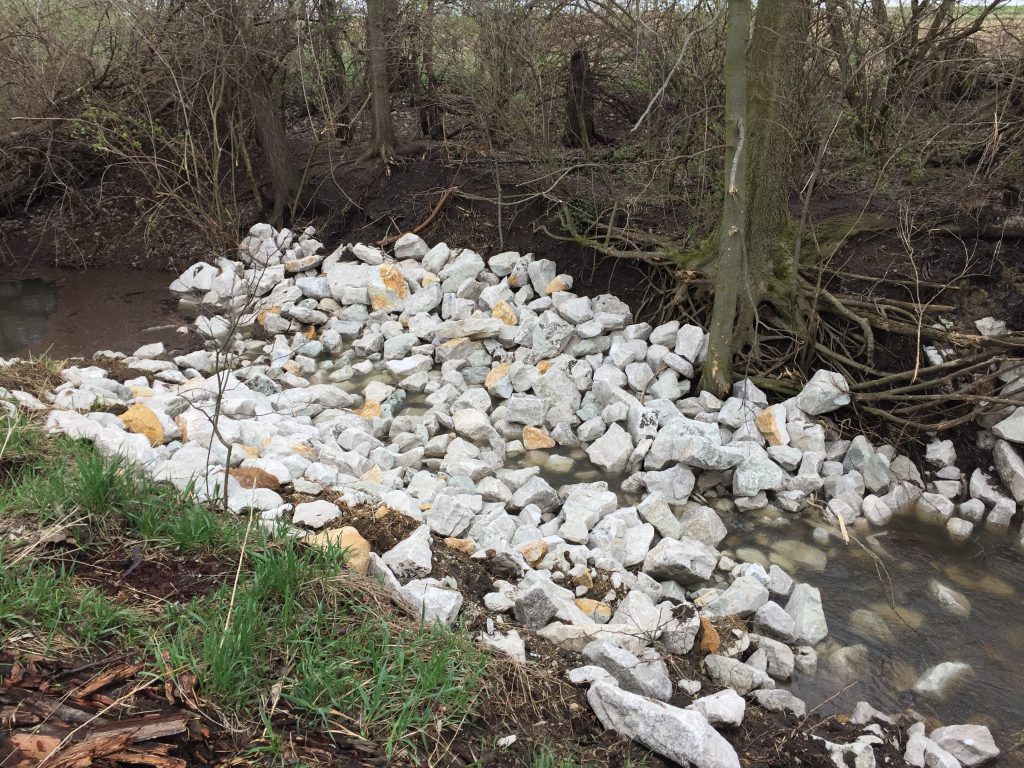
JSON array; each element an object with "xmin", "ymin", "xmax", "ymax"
[{"xmin": 377, "ymin": 183, "xmax": 460, "ymax": 247}]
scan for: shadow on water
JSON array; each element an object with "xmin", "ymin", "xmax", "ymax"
[{"xmin": 0, "ymin": 279, "xmax": 59, "ymax": 357}]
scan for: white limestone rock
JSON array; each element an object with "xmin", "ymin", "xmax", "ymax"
[{"xmin": 587, "ymin": 682, "xmax": 740, "ymax": 768}]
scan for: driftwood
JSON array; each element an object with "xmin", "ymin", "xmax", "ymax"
[{"xmin": 1, "ymin": 658, "xmax": 196, "ymax": 768}]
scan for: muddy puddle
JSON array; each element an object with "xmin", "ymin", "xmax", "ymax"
[{"xmin": 0, "ymin": 269, "xmax": 192, "ymax": 360}]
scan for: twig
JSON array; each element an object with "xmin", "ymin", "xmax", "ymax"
[
  {"xmin": 631, "ymin": 1, "xmax": 726, "ymax": 132},
  {"xmin": 376, "ymin": 182, "xmax": 460, "ymax": 247},
  {"xmin": 219, "ymin": 512, "xmax": 255, "ymax": 650}
]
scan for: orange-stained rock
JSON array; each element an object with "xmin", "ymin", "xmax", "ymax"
[
  {"xmin": 228, "ymin": 467, "xmax": 281, "ymax": 490},
  {"xmin": 574, "ymin": 598, "xmax": 612, "ymax": 624},
  {"xmin": 484, "ymin": 363, "xmax": 510, "ymax": 393},
  {"xmin": 356, "ymin": 400, "xmax": 382, "ymax": 419},
  {"xmin": 491, "ymin": 301, "xmax": 518, "ymax": 325},
  {"xmin": 257, "ymin": 306, "xmax": 282, "ymax": 326},
  {"xmin": 519, "ymin": 539, "xmax": 548, "ymax": 567},
  {"xmin": 369, "ymin": 264, "xmax": 409, "ymax": 311},
  {"xmin": 444, "ymin": 537, "xmax": 477, "ymax": 554},
  {"xmin": 755, "ymin": 407, "xmax": 786, "ymax": 446},
  {"xmin": 522, "ymin": 426, "xmax": 555, "ymax": 450},
  {"xmin": 545, "ymin": 275, "xmax": 572, "ymax": 295},
  {"xmin": 119, "ymin": 403, "xmax": 164, "ymax": 446},
  {"xmin": 572, "ymin": 570, "xmax": 594, "ymax": 590},
  {"xmin": 233, "ymin": 444, "xmax": 260, "ymax": 460},
  {"xmin": 292, "ymin": 443, "xmax": 317, "ymax": 459},
  {"xmin": 537, "ymin": 360, "xmax": 552, "ymax": 374},
  {"xmin": 128, "ymin": 385, "xmax": 154, "ymax": 399},
  {"xmin": 306, "ymin": 526, "xmax": 371, "ymax": 575},
  {"xmin": 696, "ymin": 616, "xmax": 721, "ymax": 655}
]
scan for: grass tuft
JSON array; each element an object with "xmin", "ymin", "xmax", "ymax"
[{"xmin": 160, "ymin": 539, "xmax": 488, "ymax": 761}]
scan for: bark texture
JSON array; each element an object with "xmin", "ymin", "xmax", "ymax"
[
  {"xmin": 703, "ymin": 0, "xmax": 751, "ymax": 396},
  {"xmin": 250, "ymin": 75, "xmax": 299, "ymax": 227},
  {"xmin": 364, "ymin": 0, "xmax": 396, "ymax": 161},
  {"xmin": 563, "ymin": 49, "xmax": 598, "ymax": 148}
]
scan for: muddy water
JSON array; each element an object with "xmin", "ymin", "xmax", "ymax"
[
  {"xmin": 0, "ymin": 279, "xmax": 58, "ymax": 355},
  {"xmin": 0, "ymin": 269, "xmax": 192, "ymax": 359},
  {"xmin": 728, "ymin": 513, "xmax": 1024, "ymax": 762}
]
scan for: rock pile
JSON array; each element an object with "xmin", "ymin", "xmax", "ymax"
[{"xmin": 3, "ymin": 223, "xmax": 1012, "ymax": 768}]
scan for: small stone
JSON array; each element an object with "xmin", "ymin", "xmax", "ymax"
[
  {"xmin": 382, "ymin": 525, "xmax": 433, "ymax": 582},
  {"xmin": 926, "ymin": 440, "xmax": 956, "ymax": 468},
  {"xmin": 444, "ymin": 537, "xmax": 477, "ymax": 554},
  {"xmin": 930, "ymin": 724, "xmax": 1000, "ymax": 767},
  {"xmin": 751, "ymin": 689, "xmax": 806, "ymax": 718},
  {"xmin": 913, "ymin": 661, "xmax": 974, "ymax": 701},
  {"xmin": 701, "ymin": 575, "xmax": 769, "ymax": 619},
  {"xmin": 293, "ymin": 500, "xmax": 342, "ymax": 529},
  {"xmin": 522, "ymin": 426, "xmax": 556, "ymax": 450},
  {"xmin": 688, "ymin": 689, "xmax": 745, "ymax": 727},
  {"xmin": 519, "ymin": 539, "xmax": 548, "ymax": 566},
  {"xmin": 399, "ymin": 578, "xmax": 463, "ymax": 626},
  {"xmin": 575, "ymin": 598, "xmax": 613, "ymax": 624},
  {"xmin": 643, "ymin": 537, "xmax": 718, "ymax": 586},
  {"xmin": 696, "ymin": 615, "xmax": 721, "ymax": 654},
  {"xmin": 587, "ymin": 682, "xmax": 740, "ymax": 768},
  {"xmin": 586, "ymin": 423, "xmax": 634, "ymax": 474},
  {"xmin": 703, "ymin": 655, "xmax": 774, "ymax": 695},
  {"xmin": 785, "ymin": 584, "xmax": 828, "ymax": 645},
  {"xmin": 228, "ymin": 467, "xmax": 281, "ymax": 491},
  {"xmin": 992, "ymin": 407, "xmax": 1024, "ymax": 444},
  {"xmin": 306, "ymin": 526, "xmax": 371, "ymax": 575},
  {"xmin": 118, "ymin": 403, "xmax": 164, "ymax": 446},
  {"xmin": 796, "ymin": 370, "xmax": 851, "ymax": 415}
]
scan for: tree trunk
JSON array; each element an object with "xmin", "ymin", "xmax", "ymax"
[
  {"xmin": 320, "ymin": 0, "xmax": 352, "ymax": 143},
  {"xmin": 702, "ymin": 0, "xmax": 810, "ymax": 396},
  {"xmin": 563, "ymin": 49, "xmax": 598, "ymax": 149},
  {"xmin": 419, "ymin": 0, "xmax": 443, "ymax": 140},
  {"xmin": 743, "ymin": 0, "xmax": 809, "ymax": 298},
  {"xmin": 250, "ymin": 74, "xmax": 298, "ymax": 227},
  {"xmin": 363, "ymin": 0, "xmax": 395, "ymax": 161},
  {"xmin": 702, "ymin": 0, "xmax": 751, "ymax": 397}
]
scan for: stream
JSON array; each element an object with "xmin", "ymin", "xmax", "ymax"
[{"xmin": 0, "ymin": 271, "xmax": 192, "ymax": 359}]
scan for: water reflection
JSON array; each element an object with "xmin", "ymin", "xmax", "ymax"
[{"xmin": 0, "ymin": 279, "xmax": 58, "ymax": 357}]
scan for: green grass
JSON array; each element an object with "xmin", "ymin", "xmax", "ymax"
[
  {"xmin": 530, "ymin": 744, "xmax": 581, "ymax": 768},
  {"xmin": 0, "ymin": 410, "xmax": 241, "ymax": 552},
  {"xmin": 0, "ymin": 544, "xmax": 150, "ymax": 651},
  {"xmin": 161, "ymin": 539, "xmax": 488, "ymax": 760},
  {"xmin": 0, "ymin": 410, "xmax": 494, "ymax": 764}
]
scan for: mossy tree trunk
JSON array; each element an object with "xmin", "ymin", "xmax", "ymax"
[
  {"xmin": 703, "ymin": 0, "xmax": 750, "ymax": 397},
  {"xmin": 702, "ymin": 0, "xmax": 810, "ymax": 397}
]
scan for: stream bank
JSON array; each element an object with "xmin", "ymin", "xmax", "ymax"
[{"xmin": 3, "ymin": 224, "xmax": 1022, "ymax": 767}]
